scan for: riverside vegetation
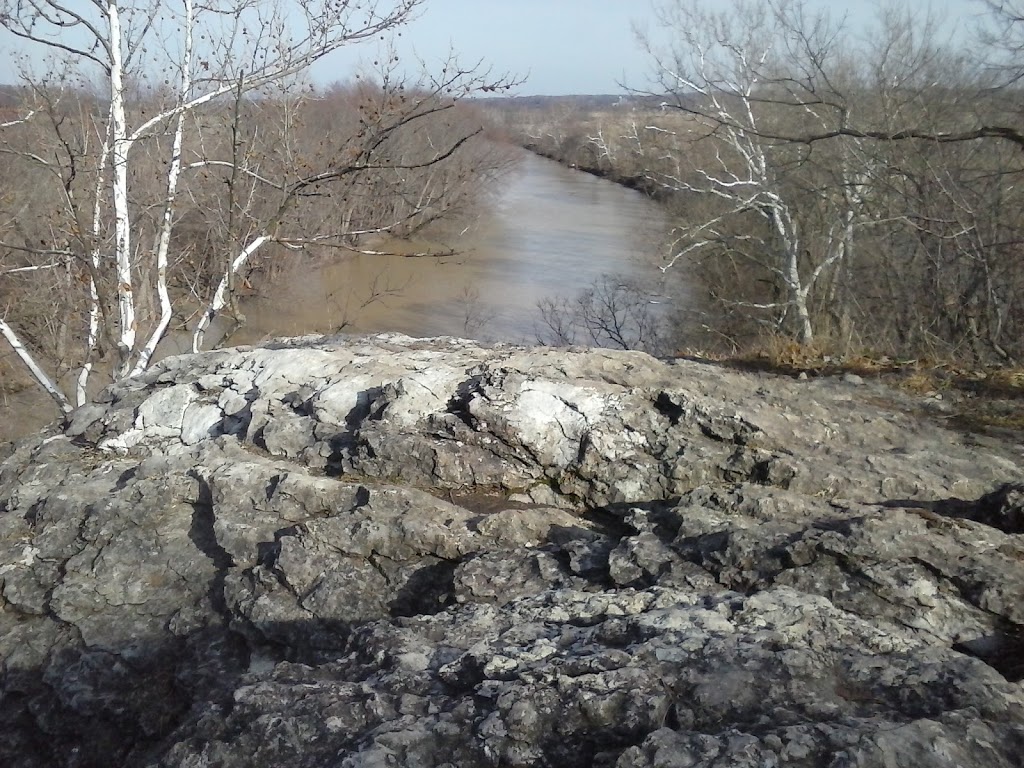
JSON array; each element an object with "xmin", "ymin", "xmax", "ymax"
[
  {"xmin": 1, "ymin": 2, "xmax": 1024, "ymax": 766},
  {"xmin": 478, "ymin": 0, "xmax": 1024, "ymax": 434},
  {"xmin": 5, "ymin": 0, "xmax": 1024, "ymax": 442},
  {"xmin": 0, "ymin": 0, "xmax": 516, "ymax": 436},
  {"xmin": 0, "ymin": 81, "xmax": 516, "ymax": 441},
  {"xmin": 487, "ymin": 0, "xmax": 1024, "ymax": 371}
]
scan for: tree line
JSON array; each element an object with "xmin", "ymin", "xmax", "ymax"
[{"xmin": 490, "ymin": 0, "xmax": 1024, "ymax": 365}]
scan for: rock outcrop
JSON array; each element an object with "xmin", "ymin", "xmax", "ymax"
[{"xmin": 0, "ymin": 333, "xmax": 1022, "ymax": 767}]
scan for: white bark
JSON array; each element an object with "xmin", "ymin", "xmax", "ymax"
[
  {"xmin": 131, "ymin": 0, "xmax": 194, "ymax": 377},
  {"xmin": 0, "ymin": 263, "xmax": 61, "ymax": 275},
  {"xmin": 78, "ymin": 115, "xmax": 114, "ymax": 405},
  {"xmin": 106, "ymin": 0, "xmax": 136, "ymax": 374},
  {"xmin": 192, "ymin": 234, "xmax": 270, "ymax": 353},
  {"xmin": 0, "ymin": 318, "xmax": 73, "ymax": 414},
  {"xmin": 0, "ymin": 109, "xmax": 36, "ymax": 128}
]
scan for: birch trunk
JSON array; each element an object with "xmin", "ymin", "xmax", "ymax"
[
  {"xmin": 131, "ymin": 0, "xmax": 194, "ymax": 377},
  {"xmin": 106, "ymin": 0, "xmax": 136, "ymax": 375},
  {"xmin": 0, "ymin": 319, "xmax": 73, "ymax": 414},
  {"xmin": 192, "ymin": 235, "xmax": 271, "ymax": 352}
]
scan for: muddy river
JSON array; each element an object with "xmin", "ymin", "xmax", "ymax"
[
  {"xmin": 229, "ymin": 150, "xmax": 675, "ymax": 345},
  {"xmin": 1, "ymin": 150, "xmax": 678, "ymax": 444}
]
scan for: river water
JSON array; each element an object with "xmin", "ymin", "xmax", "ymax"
[
  {"xmin": 231, "ymin": 150, "xmax": 675, "ymax": 346},
  {"xmin": 0, "ymin": 151, "xmax": 677, "ymax": 444}
]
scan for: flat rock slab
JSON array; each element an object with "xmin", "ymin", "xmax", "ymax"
[{"xmin": 0, "ymin": 334, "xmax": 1022, "ymax": 767}]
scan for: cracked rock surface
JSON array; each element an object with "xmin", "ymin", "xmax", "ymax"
[{"xmin": 0, "ymin": 333, "xmax": 1022, "ymax": 767}]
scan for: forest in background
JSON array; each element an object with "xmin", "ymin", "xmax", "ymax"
[{"xmin": 484, "ymin": 0, "xmax": 1024, "ymax": 369}]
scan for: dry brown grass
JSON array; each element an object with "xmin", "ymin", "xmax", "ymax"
[
  {"xmin": 721, "ymin": 334, "xmax": 907, "ymax": 377},
  {"xmin": 688, "ymin": 333, "xmax": 1024, "ymax": 435}
]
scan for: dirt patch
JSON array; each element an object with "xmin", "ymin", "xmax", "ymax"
[{"xmin": 0, "ymin": 385, "xmax": 56, "ymax": 447}]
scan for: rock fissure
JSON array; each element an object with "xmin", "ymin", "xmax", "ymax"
[{"xmin": 185, "ymin": 476, "xmax": 236, "ymax": 627}]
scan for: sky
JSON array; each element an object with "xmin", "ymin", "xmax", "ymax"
[
  {"xmin": 311, "ymin": 0, "xmax": 986, "ymax": 96},
  {"xmin": 0, "ymin": 0, "xmax": 991, "ymax": 96}
]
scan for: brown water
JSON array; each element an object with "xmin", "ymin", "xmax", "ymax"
[
  {"xmin": 1, "ymin": 151, "xmax": 676, "ymax": 444},
  {"xmin": 230, "ymin": 150, "xmax": 675, "ymax": 345}
]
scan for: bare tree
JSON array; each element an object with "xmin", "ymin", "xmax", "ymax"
[
  {"xmin": 623, "ymin": 0, "xmax": 1024, "ymax": 360},
  {"xmin": 536, "ymin": 274, "xmax": 666, "ymax": 355},
  {"xmin": 0, "ymin": 0, "xmax": 512, "ymax": 416},
  {"xmin": 976, "ymin": 1, "xmax": 1024, "ymax": 84},
  {"xmin": 632, "ymin": 0, "xmax": 861, "ymax": 342}
]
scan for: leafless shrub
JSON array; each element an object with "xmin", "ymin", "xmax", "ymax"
[
  {"xmin": 536, "ymin": 274, "xmax": 667, "ymax": 355},
  {"xmin": 457, "ymin": 283, "xmax": 493, "ymax": 338}
]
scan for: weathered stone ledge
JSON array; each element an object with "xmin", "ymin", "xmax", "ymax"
[{"xmin": 1, "ymin": 334, "xmax": 1021, "ymax": 767}]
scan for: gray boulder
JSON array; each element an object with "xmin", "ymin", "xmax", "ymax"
[{"xmin": 0, "ymin": 334, "xmax": 1021, "ymax": 767}]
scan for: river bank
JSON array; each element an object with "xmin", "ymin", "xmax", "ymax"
[
  {"xmin": 488, "ymin": 96, "xmax": 1024, "ymax": 368},
  {"xmin": 1, "ymin": 149, "xmax": 677, "ymax": 444},
  {"xmin": 521, "ymin": 142, "xmax": 668, "ymax": 201}
]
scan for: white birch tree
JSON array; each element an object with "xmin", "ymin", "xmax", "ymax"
[
  {"xmin": 0, "ymin": 0, "xmax": 509, "ymax": 416},
  {"xmin": 636, "ymin": 0, "xmax": 865, "ymax": 344}
]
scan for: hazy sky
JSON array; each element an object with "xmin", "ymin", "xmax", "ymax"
[
  {"xmin": 312, "ymin": 0, "xmax": 986, "ymax": 96},
  {"xmin": 0, "ymin": 0, "xmax": 990, "ymax": 95}
]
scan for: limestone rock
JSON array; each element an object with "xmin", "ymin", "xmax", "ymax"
[{"xmin": 0, "ymin": 334, "xmax": 1021, "ymax": 768}]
